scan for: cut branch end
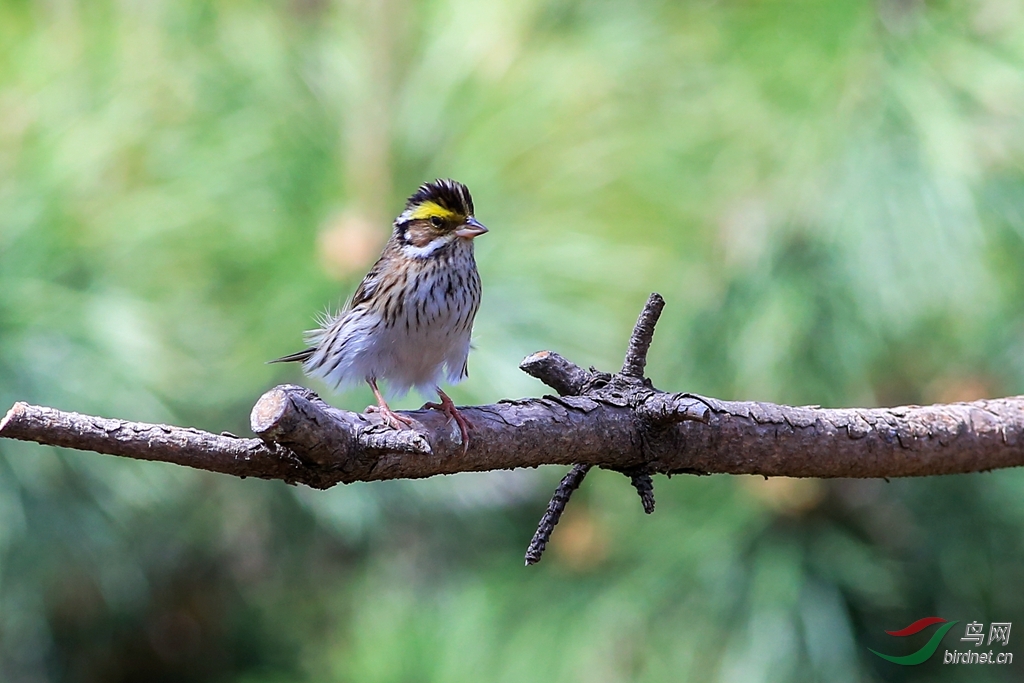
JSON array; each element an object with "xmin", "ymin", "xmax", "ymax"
[{"xmin": 519, "ymin": 350, "xmax": 591, "ymax": 396}]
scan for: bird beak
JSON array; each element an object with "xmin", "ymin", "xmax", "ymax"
[{"xmin": 455, "ymin": 217, "xmax": 488, "ymax": 239}]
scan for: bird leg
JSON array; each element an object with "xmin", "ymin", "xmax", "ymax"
[
  {"xmin": 422, "ymin": 388, "xmax": 471, "ymax": 451},
  {"xmin": 365, "ymin": 378, "xmax": 415, "ymax": 430}
]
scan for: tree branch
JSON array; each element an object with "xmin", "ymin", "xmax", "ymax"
[
  {"xmin": 5, "ymin": 363, "xmax": 1024, "ymax": 483},
  {"xmin": 4, "ymin": 293, "xmax": 1024, "ymax": 561},
  {"xmin": 10, "ymin": 385, "xmax": 1021, "ymax": 481}
]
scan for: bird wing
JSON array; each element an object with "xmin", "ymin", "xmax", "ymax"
[{"xmin": 346, "ymin": 254, "xmax": 386, "ymax": 310}]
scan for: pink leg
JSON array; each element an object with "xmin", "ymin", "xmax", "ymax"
[
  {"xmin": 365, "ymin": 378, "xmax": 414, "ymax": 430},
  {"xmin": 422, "ymin": 388, "xmax": 471, "ymax": 451}
]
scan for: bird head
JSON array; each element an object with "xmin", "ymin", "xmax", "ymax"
[{"xmin": 394, "ymin": 179, "xmax": 488, "ymax": 256}]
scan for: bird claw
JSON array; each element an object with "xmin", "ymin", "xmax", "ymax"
[
  {"xmin": 366, "ymin": 404, "xmax": 415, "ymax": 431},
  {"xmin": 423, "ymin": 391, "xmax": 471, "ymax": 452},
  {"xmin": 365, "ymin": 378, "xmax": 416, "ymax": 431}
]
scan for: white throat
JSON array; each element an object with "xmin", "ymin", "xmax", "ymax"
[{"xmin": 401, "ymin": 231, "xmax": 457, "ymax": 259}]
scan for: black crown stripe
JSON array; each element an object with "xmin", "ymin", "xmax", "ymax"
[{"xmin": 406, "ymin": 179, "xmax": 474, "ymax": 216}]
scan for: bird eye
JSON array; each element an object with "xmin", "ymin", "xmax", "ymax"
[{"xmin": 429, "ymin": 216, "xmax": 443, "ymax": 228}]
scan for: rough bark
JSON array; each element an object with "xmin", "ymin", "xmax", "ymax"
[
  {"xmin": 7, "ymin": 384, "xmax": 1021, "ymax": 485},
  {"xmin": 3, "ymin": 293, "xmax": 1024, "ymax": 562}
]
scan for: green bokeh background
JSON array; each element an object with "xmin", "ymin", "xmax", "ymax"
[{"xmin": 3, "ymin": 0, "xmax": 1024, "ymax": 681}]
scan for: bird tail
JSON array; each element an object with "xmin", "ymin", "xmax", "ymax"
[{"xmin": 267, "ymin": 348, "xmax": 315, "ymax": 364}]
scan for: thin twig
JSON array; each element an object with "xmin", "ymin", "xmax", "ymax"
[
  {"xmin": 525, "ymin": 464, "xmax": 592, "ymax": 566},
  {"xmin": 628, "ymin": 471, "xmax": 656, "ymax": 513},
  {"xmin": 621, "ymin": 292, "xmax": 666, "ymax": 378}
]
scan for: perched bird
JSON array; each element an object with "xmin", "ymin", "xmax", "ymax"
[{"xmin": 272, "ymin": 179, "xmax": 487, "ymax": 447}]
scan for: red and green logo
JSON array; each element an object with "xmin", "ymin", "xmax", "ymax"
[{"xmin": 870, "ymin": 617, "xmax": 959, "ymax": 665}]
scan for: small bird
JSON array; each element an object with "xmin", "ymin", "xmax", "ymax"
[{"xmin": 272, "ymin": 179, "xmax": 487, "ymax": 447}]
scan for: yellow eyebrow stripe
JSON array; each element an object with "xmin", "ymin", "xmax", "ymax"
[{"xmin": 408, "ymin": 201, "xmax": 459, "ymax": 221}]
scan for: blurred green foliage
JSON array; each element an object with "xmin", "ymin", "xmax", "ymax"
[{"xmin": 3, "ymin": 0, "xmax": 1024, "ymax": 680}]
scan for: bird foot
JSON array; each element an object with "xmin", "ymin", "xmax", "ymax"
[
  {"xmin": 366, "ymin": 404, "xmax": 415, "ymax": 431},
  {"xmin": 422, "ymin": 390, "xmax": 471, "ymax": 451}
]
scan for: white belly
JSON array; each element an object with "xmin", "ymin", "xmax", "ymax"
[{"xmin": 308, "ymin": 249, "xmax": 480, "ymax": 398}]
